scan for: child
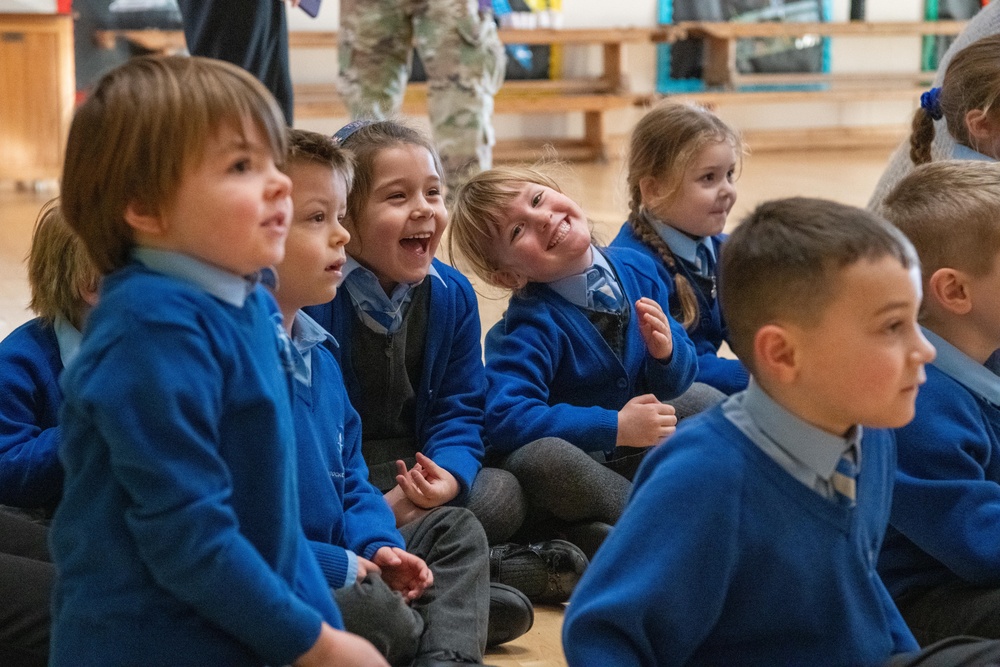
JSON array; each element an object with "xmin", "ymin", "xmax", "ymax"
[
  {"xmin": 878, "ymin": 160, "xmax": 1000, "ymax": 645},
  {"xmin": 611, "ymin": 102, "xmax": 749, "ymax": 396},
  {"xmin": 448, "ymin": 165, "xmax": 698, "ymax": 556},
  {"xmin": 301, "ymin": 120, "xmax": 526, "ymax": 545},
  {"xmin": 562, "ymin": 197, "xmax": 935, "ymax": 665},
  {"xmin": 0, "ymin": 199, "xmax": 98, "ymax": 514},
  {"xmin": 276, "ymin": 127, "xmax": 531, "ymax": 665},
  {"xmin": 51, "ymin": 56, "xmax": 385, "ymax": 666},
  {"xmin": 909, "ymin": 34, "xmax": 1000, "ymax": 166}
]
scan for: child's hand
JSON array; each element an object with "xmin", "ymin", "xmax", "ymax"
[
  {"xmin": 294, "ymin": 622, "xmax": 389, "ymax": 666},
  {"xmin": 617, "ymin": 394, "xmax": 677, "ymax": 448},
  {"xmin": 372, "ymin": 546, "xmax": 434, "ymax": 601},
  {"xmin": 635, "ymin": 297, "xmax": 674, "ymax": 361},
  {"xmin": 355, "ymin": 556, "xmax": 380, "ymax": 582},
  {"xmin": 395, "ymin": 452, "xmax": 460, "ymax": 508}
]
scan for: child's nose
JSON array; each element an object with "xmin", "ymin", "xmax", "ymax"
[
  {"xmin": 913, "ymin": 329, "xmax": 936, "ymax": 364},
  {"xmin": 268, "ymin": 167, "xmax": 292, "ymax": 200}
]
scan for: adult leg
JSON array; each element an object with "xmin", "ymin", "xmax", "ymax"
[
  {"xmin": 333, "ymin": 573, "xmax": 424, "ymax": 666},
  {"xmin": 176, "ymin": 0, "xmax": 294, "ymax": 123},
  {"xmin": 413, "ymin": 0, "xmax": 506, "ymax": 191},
  {"xmin": 895, "ymin": 581, "xmax": 1000, "ymax": 646},
  {"xmin": 0, "ymin": 511, "xmax": 52, "ymax": 666},
  {"xmin": 400, "ymin": 506, "xmax": 490, "ymax": 663},
  {"xmin": 337, "ymin": 0, "xmax": 413, "ymax": 120},
  {"xmin": 465, "ymin": 466, "xmax": 527, "ymax": 544}
]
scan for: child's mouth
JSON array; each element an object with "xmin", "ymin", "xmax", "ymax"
[
  {"xmin": 547, "ymin": 220, "xmax": 570, "ymax": 250},
  {"xmin": 400, "ymin": 232, "xmax": 433, "ymax": 255}
]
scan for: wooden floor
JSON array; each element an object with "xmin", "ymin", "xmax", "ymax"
[{"xmin": 0, "ymin": 145, "xmax": 897, "ymax": 665}]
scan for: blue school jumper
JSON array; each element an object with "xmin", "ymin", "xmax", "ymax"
[
  {"xmin": 563, "ymin": 403, "xmax": 916, "ymax": 666},
  {"xmin": 0, "ymin": 318, "xmax": 65, "ymax": 510},
  {"xmin": 484, "ymin": 246, "xmax": 697, "ymax": 454},
  {"xmin": 611, "ymin": 222, "xmax": 749, "ymax": 394},
  {"xmin": 879, "ymin": 330, "xmax": 1000, "ymax": 597},
  {"xmin": 50, "ymin": 253, "xmax": 340, "ymax": 667},
  {"xmin": 291, "ymin": 313, "xmax": 404, "ymax": 589},
  {"xmin": 304, "ymin": 258, "xmax": 485, "ymax": 503}
]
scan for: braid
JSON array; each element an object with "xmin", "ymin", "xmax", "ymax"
[
  {"xmin": 909, "ymin": 108, "xmax": 936, "ymax": 165},
  {"xmin": 627, "ymin": 198, "xmax": 700, "ymax": 330}
]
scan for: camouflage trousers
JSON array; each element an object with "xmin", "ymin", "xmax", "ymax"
[{"xmin": 338, "ymin": 0, "xmax": 506, "ymax": 192}]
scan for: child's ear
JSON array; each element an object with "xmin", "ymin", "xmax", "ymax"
[
  {"xmin": 928, "ymin": 267, "xmax": 972, "ymax": 315},
  {"xmin": 123, "ymin": 199, "xmax": 165, "ymax": 236},
  {"xmin": 965, "ymin": 109, "xmax": 1000, "ymax": 155},
  {"xmin": 753, "ymin": 323, "xmax": 799, "ymax": 385},
  {"xmin": 639, "ymin": 176, "xmax": 663, "ymax": 208},
  {"xmin": 491, "ymin": 269, "xmax": 527, "ymax": 291}
]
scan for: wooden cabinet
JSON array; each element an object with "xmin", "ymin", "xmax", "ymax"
[{"xmin": 0, "ymin": 13, "xmax": 74, "ymax": 183}]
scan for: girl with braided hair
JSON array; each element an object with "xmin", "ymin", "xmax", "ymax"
[{"xmin": 611, "ymin": 102, "xmax": 749, "ymax": 396}]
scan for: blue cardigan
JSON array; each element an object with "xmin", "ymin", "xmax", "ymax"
[
  {"xmin": 304, "ymin": 258, "xmax": 485, "ymax": 503},
  {"xmin": 50, "ymin": 262, "xmax": 340, "ymax": 667},
  {"xmin": 611, "ymin": 223, "xmax": 749, "ymax": 394},
  {"xmin": 294, "ymin": 331, "xmax": 405, "ymax": 588},
  {"xmin": 0, "ymin": 318, "xmax": 64, "ymax": 510},
  {"xmin": 563, "ymin": 406, "xmax": 917, "ymax": 666},
  {"xmin": 880, "ymin": 364, "xmax": 1000, "ymax": 597},
  {"xmin": 484, "ymin": 246, "xmax": 697, "ymax": 454}
]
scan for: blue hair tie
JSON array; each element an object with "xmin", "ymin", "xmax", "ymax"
[
  {"xmin": 920, "ymin": 87, "xmax": 943, "ymax": 121},
  {"xmin": 331, "ymin": 119, "xmax": 376, "ymax": 145}
]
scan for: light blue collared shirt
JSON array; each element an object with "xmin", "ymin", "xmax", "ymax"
[
  {"xmin": 132, "ymin": 247, "xmax": 258, "ymax": 308},
  {"xmin": 53, "ymin": 315, "xmax": 82, "ymax": 369},
  {"xmin": 341, "ymin": 256, "xmax": 446, "ymax": 334},
  {"xmin": 723, "ymin": 381, "xmax": 862, "ymax": 501},
  {"xmin": 922, "ymin": 327, "xmax": 1000, "ymax": 407},
  {"xmin": 653, "ymin": 218, "xmax": 715, "ymax": 277},
  {"xmin": 952, "ymin": 143, "xmax": 994, "ymax": 162},
  {"xmin": 546, "ymin": 245, "xmax": 620, "ymax": 309},
  {"xmin": 289, "ymin": 311, "xmax": 339, "ymax": 388}
]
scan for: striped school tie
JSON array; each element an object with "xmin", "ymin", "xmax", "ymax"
[
  {"xmin": 831, "ymin": 446, "xmax": 858, "ymax": 507},
  {"xmin": 586, "ymin": 265, "xmax": 623, "ymax": 313}
]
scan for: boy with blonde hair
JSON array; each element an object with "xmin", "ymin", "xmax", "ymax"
[
  {"xmin": 51, "ymin": 56, "xmax": 385, "ymax": 666},
  {"xmin": 878, "ymin": 160, "xmax": 1000, "ymax": 644},
  {"xmin": 563, "ymin": 197, "xmax": 935, "ymax": 665}
]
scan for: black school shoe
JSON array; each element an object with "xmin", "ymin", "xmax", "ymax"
[
  {"xmin": 488, "ymin": 539, "xmax": 589, "ymax": 605},
  {"xmin": 487, "ymin": 582, "xmax": 534, "ymax": 647}
]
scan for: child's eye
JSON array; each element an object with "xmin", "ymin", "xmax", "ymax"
[
  {"xmin": 702, "ymin": 173, "xmax": 716, "ymax": 182},
  {"xmin": 309, "ymin": 212, "xmax": 326, "ymax": 224},
  {"xmin": 727, "ymin": 169, "xmax": 736, "ymax": 181},
  {"xmin": 884, "ymin": 320, "xmax": 904, "ymax": 334},
  {"xmin": 427, "ymin": 187, "xmax": 441, "ymax": 198},
  {"xmin": 531, "ymin": 193, "xmax": 542, "ymax": 207},
  {"xmin": 510, "ymin": 224, "xmax": 523, "ymax": 242},
  {"xmin": 388, "ymin": 192, "xmax": 406, "ymax": 201},
  {"xmin": 230, "ymin": 158, "xmax": 252, "ymax": 174}
]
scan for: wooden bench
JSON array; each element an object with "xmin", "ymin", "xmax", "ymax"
[{"xmin": 94, "ymin": 26, "xmax": 656, "ymax": 161}]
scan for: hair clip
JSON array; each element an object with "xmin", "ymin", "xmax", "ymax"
[
  {"xmin": 331, "ymin": 119, "xmax": 376, "ymax": 145},
  {"xmin": 920, "ymin": 87, "xmax": 943, "ymax": 121}
]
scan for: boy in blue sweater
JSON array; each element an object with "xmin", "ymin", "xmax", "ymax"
[
  {"xmin": 51, "ymin": 56, "xmax": 386, "ymax": 666},
  {"xmin": 878, "ymin": 160, "xmax": 1000, "ymax": 644},
  {"xmin": 275, "ymin": 128, "xmax": 530, "ymax": 666},
  {"xmin": 0, "ymin": 199, "xmax": 99, "ymax": 514},
  {"xmin": 563, "ymin": 197, "xmax": 936, "ymax": 666}
]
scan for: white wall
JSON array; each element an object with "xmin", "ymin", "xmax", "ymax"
[{"xmin": 287, "ymin": 0, "xmax": 937, "ymax": 141}]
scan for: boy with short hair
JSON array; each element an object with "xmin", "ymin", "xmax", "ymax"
[
  {"xmin": 562, "ymin": 197, "xmax": 935, "ymax": 666},
  {"xmin": 51, "ymin": 56, "xmax": 385, "ymax": 666},
  {"xmin": 0, "ymin": 198, "xmax": 99, "ymax": 514},
  {"xmin": 276, "ymin": 128, "xmax": 531, "ymax": 667},
  {"xmin": 878, "ymin": 160, "xmax": 1000, "ymax": 644}
]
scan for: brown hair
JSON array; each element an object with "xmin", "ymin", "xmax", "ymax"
[
  {"xmin": 27, "ymin": 198, "xmax": 100, "ymax": 329},
  {"xmin": 60, "ymin": 55, "xmax": 288, "ymax": 274},
  {"xmin": 881, "ymin": 160, "xmax": 1000, "ymax": 287},
  {"xmin": 286, "ymin": 127, "xmax": 356, "ymax": 191},
  {"xmin": 721, "ymin": 197, "xmax": 918, "ymax": 373},
  {"xmin": 332, "ymin": 120, "xmax": 442, "ymax": 232},
  {"xmin": 626, "ymin": 102, "xmax": 744, "ymax": 329},
  {"xmin": 448, "ymin": 165, "xmax": 568, "ymax": 287},
  {"xmin": 910, "ymin": 34, "xmax": 1000, "ymax": 165}
]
